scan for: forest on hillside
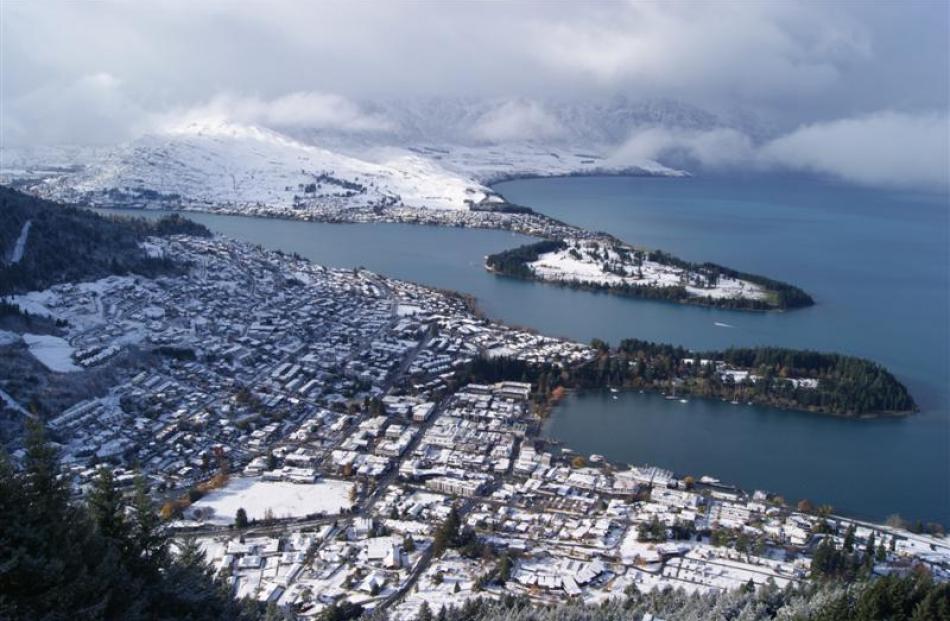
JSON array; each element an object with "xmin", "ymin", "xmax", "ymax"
[{"xmin": 0, "ymin": 187, "xmax": 210, "ymax": 296}]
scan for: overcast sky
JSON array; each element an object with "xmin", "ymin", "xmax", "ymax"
[{"xmin": 2, "ymin": 0, "xmax": 948, "ymax": 187}]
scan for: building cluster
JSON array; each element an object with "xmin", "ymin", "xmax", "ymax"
[{"xmin": 8, "ymin": 235, "xmax": 589, "ymax": 496}]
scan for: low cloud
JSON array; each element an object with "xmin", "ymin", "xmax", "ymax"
[
  {"xmin": 163, "ymin": 92, "xmax": 393, "ymax": 133},
  {"xmin": 760, "ymin": 112, "xmax": 949, "ymax": 188},
  {"xmin": 608, "ymin": 127, "xmax": 755, "ymax": 169},
  {"xmin": 609, "ymin": 111, "xmax": 949, "ymax": 189},
  {"xmin": 469, "ymin": 100, "xmax": 565, "ymax": 143},
  {"xmin": 2, "ymin": 73, "xmax": 148, "ymax": 145}
]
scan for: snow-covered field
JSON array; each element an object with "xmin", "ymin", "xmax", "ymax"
[
  {"xmin": 530, "ymin": 239, "xmax": 767, "ymax": 302},
  {"xmin": 22, "ymin": 333, "xmax": 81, "ymax": 372},
  {"xmin": 187, "ymin": 477, "xmax": 354, "ymax": 525}
]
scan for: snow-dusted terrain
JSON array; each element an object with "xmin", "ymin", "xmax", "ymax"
[
  {"xmin": 21, "ymin": 121, "xmax": 497, "ymax": 213},
  {"xmin": 403, "ymin": 143, "xmax": 681, "ymax": 185},
  {"xmin": 530, "ymin": 239, "xmax": 768, "ymax": 302},
  {"xmin": 21, "ymin": 333, "xmax": 82, "ymax": 373}
]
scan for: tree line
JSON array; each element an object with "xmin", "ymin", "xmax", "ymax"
[{"xmin": 462, "ymin": 338, "xmax": 915, "ymax": 416}]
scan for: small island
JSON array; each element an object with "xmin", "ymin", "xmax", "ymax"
[
  {"xmin": 467, "ymin": 338, "xmax": 917, "ymax": 418},
  {"xmin": 486, "ymin": 238, "xmax": 814, "ymax": 311}
]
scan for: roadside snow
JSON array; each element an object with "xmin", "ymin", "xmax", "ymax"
[
  {"xmin": 22, "ymin": 333, "xmax": 80, "ymax": 372},
  {"xmin": 187, "ymin": 477, "xmax": 354, "ymax": 525}
]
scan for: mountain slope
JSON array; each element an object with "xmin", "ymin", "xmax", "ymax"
[
  {"xmin": 28, "ymin": 121, "xmax": 495, "ymax": 212},
  {"xmin": 2, "ymin": 97, "xmax": 729, "ymax": 216}
]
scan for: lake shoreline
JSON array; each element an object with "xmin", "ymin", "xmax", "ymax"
[{"xmin": 83, "ymin": 171, "xmax": 816, "ymax": 314}]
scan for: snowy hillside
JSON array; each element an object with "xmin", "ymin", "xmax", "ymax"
[{"xmin": 23, "ymin": 121, "xmax": 494, "ymax": 212}]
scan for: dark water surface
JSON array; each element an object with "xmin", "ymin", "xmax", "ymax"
[{"xmin": 100, "ymin": 173, "xmax": 949, "ymax": 523}]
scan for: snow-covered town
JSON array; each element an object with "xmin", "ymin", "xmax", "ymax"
[
  {"xmin": 1, "ymin": 232, "xmax": 946, "ymax": 619},
  {"xmin": 3, "ymin": 2, "xmax": 948, "ymax": 619}
]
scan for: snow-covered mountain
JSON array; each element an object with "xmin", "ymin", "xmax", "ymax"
[
  {"xmin": 2, "ymin": 97, "xmax": 747, "ymax": 214},
  {"xmin": 19, "ymin": 121, "xmax": 497, "ymax": 212}
]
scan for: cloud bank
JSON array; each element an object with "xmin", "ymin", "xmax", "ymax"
[
  {"xmin": 160, "ymin": 93, "xmax": 393, "ymax": 134},
  {"xmin": 1, "ymin": 1, "xmax": 946, "ymax": 190},
  {"xmin": 469, "ymin": 100, "xmax": 565, "ymax": 143},
  {"xmin": 609, "ymin": 111, "xmax": 950, "ymax": 189},
  {"xmin": 760, "ymin": 112, "xmax": 949, "ymax": 189}
]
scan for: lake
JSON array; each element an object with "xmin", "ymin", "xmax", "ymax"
[{"xmin": 99, "ymin": 172, "xmax": 949, "ymax": 524}]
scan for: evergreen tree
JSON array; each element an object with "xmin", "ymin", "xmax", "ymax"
[
  {"xmin": 0, "ymin": 422, "xmax": 256, "ymax": 621},
  {"xmin": 843, "ymin": 523, "xmax": 856, "ymax": 553},
  {"xmin": 128, "ymin": 474, "xmax": 167, "ymax": 577},
  {"xmin": 417, "ymin": 601, "xmax": 434, "ymax": 621},
  {"xmin": 88, "ymin": 466, "xmax": 128, "ymax": 543}
]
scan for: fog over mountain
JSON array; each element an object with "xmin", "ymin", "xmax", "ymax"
[{"xmin": 2, "ymin": 1, "xmax": 948, "ymax": 188}]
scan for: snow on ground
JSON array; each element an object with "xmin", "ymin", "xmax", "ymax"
[
  {"xmin": 395, "ymin": 304, "xmax": 422, "ymax": 316},
  {"xmin": 0, "ymin": 330, "xmax": 20, "ymax": 346},
  {"xmin": 22, "ymin": 333, "xmax": 80, "ymax": 372},
  {"xmin": 389, "ymin": 553, "xmax": 492, "ymax": 620},
  {"xmin": 10, "ymin": 220, "xmax": 31, "ymax": 263},
  {"xmin": 8, "ymin": 289, "xmax": 57, "ymax": 318},
  {"xmin": 11, "ymin": 276, "xmax": 149, "ymax": 344},
  {"xmin": 531, "ymin": 250, "xmax": 627, "ymax": 286},
  {"xmin": 0, "ymin": 387, "xmax": 32, "ymax": 417},
  {"xmin": 29, "ymin": 121, "xmax": 492, "ymax": 212},
  {"xmin": 425, "ymin": 142, "xmax": 683, "ymax": 184},
  {"xmin": 187, "ymin": 477, "xmax": 354, "ymax": 525},
  {"xmin": 139, "ymin": 240, "xmax": 165, "ymax": 259},
  {"xmin": 529, "ymin": 239, "xmax": 768, "ymax": 302}
]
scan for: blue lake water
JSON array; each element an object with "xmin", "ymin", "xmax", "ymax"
[
  {"xmin": 498, "ymin": 174, "xmax": 949, "ymax": 525},
  {"xmin": 100, "ymin": 173, "xmax": 949, "ymax": 524}
]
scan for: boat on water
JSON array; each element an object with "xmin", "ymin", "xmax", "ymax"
[
  {"xmin": 679, "ymin": 398, "xmax": 688, "ymax": 404},
  {"xmin": 609, "ymin": 387, "xmax": 619, "ymax": 393}
]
